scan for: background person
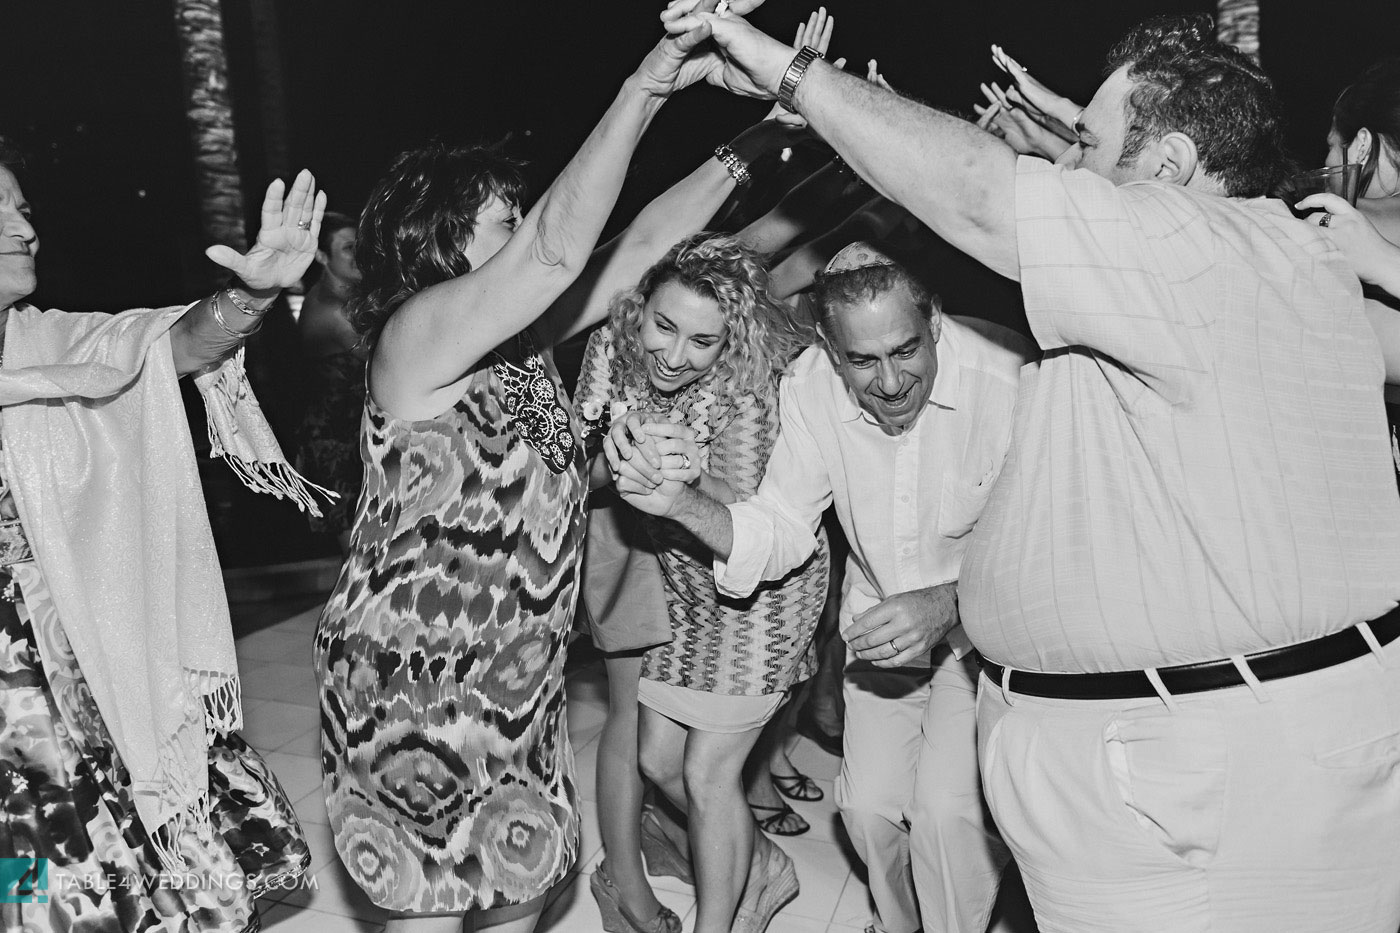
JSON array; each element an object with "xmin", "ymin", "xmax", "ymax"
[{"xmin": 296, "ymin": 209, "xmax": 364, "ymax": 552}]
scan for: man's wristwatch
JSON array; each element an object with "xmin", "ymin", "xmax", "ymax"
[{"xmin": 778, "ymin": 45, "xmax": 822, "ymax": 114}]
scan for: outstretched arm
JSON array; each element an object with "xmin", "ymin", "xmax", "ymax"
[
  {"xmin": 662, "ymin": 1, "xmax": 1020, "ymax": 279},
  {"xmin": 372, "ymin": 29, "xmax": 714, "ymax": 419},
  {"xmin": 539, "ymin": 9, "xmax": 836, "ymax": 346}
]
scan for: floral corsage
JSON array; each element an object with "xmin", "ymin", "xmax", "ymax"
[{"xmin": 580, "ymin": 397, "xmax": 630, "ymax": 459}]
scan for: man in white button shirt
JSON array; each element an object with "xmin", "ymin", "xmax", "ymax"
[{"xmin": 611, "ymin": 242, "xmax": 1033, "ymax": 933}]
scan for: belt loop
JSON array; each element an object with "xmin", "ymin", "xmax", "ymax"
[
  {"xmin": 1000, "ymin": 663, "xmax": 1016, "ymax": 707},
  {"xmin": 1143, "ymin": 667, "xmax": 1179, "ymax": 711},
  {"xmin": 1357, "ymin": 621, "xmax": 1388, "ymax": 667},
  {"xmin": 1229, "ymin": 655, "xmax": 1271, "ymax": 703}
]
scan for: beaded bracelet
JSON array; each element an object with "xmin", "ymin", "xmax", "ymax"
[{"xmin": 714, "ymin": 144, "xmax": 752, "ymax": 186}]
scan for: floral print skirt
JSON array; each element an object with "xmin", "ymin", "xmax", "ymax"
[{"xmin": 0, "ymin": 576, "xmax": 309, "ymax": 932}]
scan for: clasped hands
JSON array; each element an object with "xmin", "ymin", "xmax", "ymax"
[
  {"xmin": 845, "ymin": 582, "xmax": 959, "ymax": 669},
  {"xmin": 603, "ymin": 412, "xmax": 702, "ymax": 515}
]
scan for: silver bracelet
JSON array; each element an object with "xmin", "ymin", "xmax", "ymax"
[
  {"xmin": 714, "ymin": 144, "xmax": 752, "ymax": 186},
  {"xmin": 210, "ymin": 290, "xmax": 262, "ymax": 339},
  {"xmin": 224, "ymin": 286, "xmax": 265, "ymax": 316}
]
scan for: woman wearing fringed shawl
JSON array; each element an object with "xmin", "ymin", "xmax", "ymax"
[{"xmin": 0, "ymin": 144, "xmax": 328, "ymax": 933}]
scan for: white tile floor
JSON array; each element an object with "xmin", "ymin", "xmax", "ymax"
[{"xmin": 239, "ymin": 603, "xmax": 1035, "ymax": 933}]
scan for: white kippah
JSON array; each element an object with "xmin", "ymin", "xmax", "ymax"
[{"xmin": 824, "ymin": 240, "xmax": 897, "ymax": 275}]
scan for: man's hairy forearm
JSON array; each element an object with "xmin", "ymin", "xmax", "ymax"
[
  {"xmin": 669, "ymin": 484, "xmax": 735, "ymax": 560},
  {"xmin": 791, "ymin": 61, "xmax": 1021, "ymax": 280}
]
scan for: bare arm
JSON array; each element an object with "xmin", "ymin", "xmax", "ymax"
[
  {"xmin": 372, "ymin": 31, "xmax": 714, "ymax": 419},
  {"xmin": 539, "ymin": 12, "xmax": 836, "ymax": 347},
  {"xmin": 794, "ymin": 65, "xmax": 1020, "ymax": 279},
  {"xmin": 537, "ymin": 117, "xmax": 802, "ymax": 347},
  {"xmin": 736, "ymin": 158, "xmax": 871, "ymax": 257},
  {"xmin": 661, "ymin": 6, "xmax": 1022, "ymax": 279}
]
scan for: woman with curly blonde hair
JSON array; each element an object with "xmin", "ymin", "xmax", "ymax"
[{"xmin": 577, "ymin": 232, "xmax": 830, "ymax": 933}]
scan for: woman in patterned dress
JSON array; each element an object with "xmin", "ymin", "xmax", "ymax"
[
  {"xmin": 0, "ymin": 152, "xmax": 320, "ymax": 932},
  {"xmin": 295, "ymin": 211, "xmax": 365, "ymax": 553},
  {"xmin": 312, "ymin": 29, "xmax": 722, "ymax": 933},
  {"xmin": 582, "ymin": 234, "xmax": 830, "ymax": 933}
]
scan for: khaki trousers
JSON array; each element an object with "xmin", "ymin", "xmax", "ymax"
[
  {"xmin": 978, "ymin": 639, "xmax": 1400, "ymax": 932},
  {"xmin": 837, "ymin": 645, "xmax": 1011, "ymax": 933}
]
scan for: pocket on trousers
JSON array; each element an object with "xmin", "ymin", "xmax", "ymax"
[
  {"xmin": 1103, "ymin": 711, "xmax": 1227, "ymax": 868},
  {"xmin": 1311, "ymin": 729, "xmax": 1400, "ymax": 776}
]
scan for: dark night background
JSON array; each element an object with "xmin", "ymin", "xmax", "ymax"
[{"xmin": 4, "ymin": 0, "xmax": 1397, "ymax": 561}]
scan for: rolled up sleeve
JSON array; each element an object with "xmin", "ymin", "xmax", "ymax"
[{"xmin": 713, "ymin": 374, "xmax": 832, "ymax": 597}]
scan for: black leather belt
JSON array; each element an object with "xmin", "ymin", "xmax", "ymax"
[{"xmin": 977, "ymin": 605, "xmax": 1400, "ymax": 701}]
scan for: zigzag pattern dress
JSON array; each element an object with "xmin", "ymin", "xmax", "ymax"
[
  {"xmin": 577, "ymin": 327, "xmax": 829, "ymax": 698},
  {"xmin": 315, "ymin": 331, "xmax": 585, "ymax": 912}
]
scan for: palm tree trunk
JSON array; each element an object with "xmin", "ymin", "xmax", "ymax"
[
  {"xmin": 173, "ymin": 0, "xmax": 246, "ymax": 260},
  {"xmin": 1216, "ymin": 0, "xmax": 1261, "ymax": 65}
]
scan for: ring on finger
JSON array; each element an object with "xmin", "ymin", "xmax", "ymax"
[
  {"xmin": 296, "ymin": 219, "xmax": 312, "ymax": 230},
  {"xmin": 1319, "ymin": 212, "xmax": 1333, "ymax": 228},
  {"xmin": 888, "ymin": 637, "xmax": 899, "ymax": 655},
  {"xmin": 679, "ymin": 453, "xmax": 691, "ymax": 469}
]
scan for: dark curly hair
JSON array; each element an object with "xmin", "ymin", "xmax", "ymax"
[
  {"xmin": 607, "ymin": 233, "xmax": 814, "ymax": 406},
  {"xmin": 1105, "ymin": 14, "xmax": 1289, "ymax": 197},
  {"xmin": 348, "ymin": 141, "xmax": 525, "ymax": 341},
  {"xmin": 1332, "ymin": 58, "xmax": 1400, "ymax": 197}
]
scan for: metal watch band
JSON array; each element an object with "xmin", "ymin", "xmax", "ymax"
[{"xmin": 778, "ymin": 45, "xmax": 821, "ymax": 114}]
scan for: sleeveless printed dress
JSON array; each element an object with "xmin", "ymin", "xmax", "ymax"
[{"xmin": 315, "ymin": 332, "xmax": 587, "ymax": 913}]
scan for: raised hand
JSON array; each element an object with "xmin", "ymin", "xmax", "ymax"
[
  {"xmin": 975, "ymin": 83, "xmax": 1070, "ymax": 160},
  {"xmin": 990, "ymin": 44, "xmax": 1081, "ymax": 141},
  {"xmin": 661, "ymin": 0, "xmax": 795, "ymax": 101},
  {"xmin": 632, "ymin": 3, "xmax": 734, "ymax": 100},
  {"xmin": 205, "ymin": 169, "xmax": 326, "ymax": 293}
]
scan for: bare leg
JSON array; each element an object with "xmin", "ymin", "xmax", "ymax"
[
  {"xmin": 682, "ymin": 725, "xmax": 767, "ymax": 933},
  {"xmin": 638, "ymin": 706, "xmax": 690, "ymax": 818},
  {"xmin": 597, "ymin": 652, "xmax": 666, "ymax": 921}
]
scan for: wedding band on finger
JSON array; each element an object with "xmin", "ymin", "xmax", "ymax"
[
  {"xmin": 296, "ymin": 219, "xmax": 312, "ymax": 229},
  {"xmin": 679, "ymin": 453, "xmax": 691, "ymax": 469},
  {"xmin": 888, "ymin": 638, "xmax": 899, "ymax": 655},
  {"xmin": 1319, "ymin": 212, "xmax": 1333, "ymax": 228}
]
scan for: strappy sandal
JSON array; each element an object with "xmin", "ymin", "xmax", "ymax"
[
  {"xmin": 749, "ymin": 800, "xmax": 810, "ymax": 837},
  {"xmin": 771, "ymin": 770, "xmax": 824, "ymax": 802}
]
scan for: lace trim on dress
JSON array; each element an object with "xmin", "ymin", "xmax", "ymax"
[{"xmin": 493, "ymin": 331, "xmax": 576, "ymax": 474}]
